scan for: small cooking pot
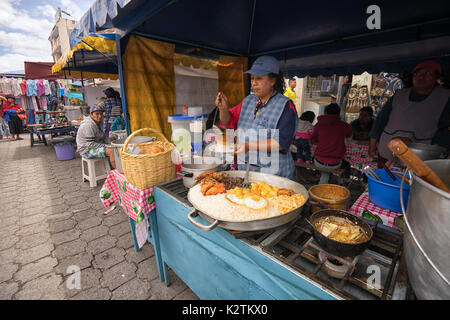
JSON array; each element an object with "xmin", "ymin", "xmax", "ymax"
[
  {"xmin": 179, "ymin": 157, "xmax": 223, "ymax": 188},
  {"xmin": 307, "ymin": 209, "xmax": 378, "ymax": 257}
]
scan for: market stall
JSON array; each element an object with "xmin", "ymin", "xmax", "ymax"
[{"xmin": 75, "ymin": 0, "xmax": 450, "ymax": 300}]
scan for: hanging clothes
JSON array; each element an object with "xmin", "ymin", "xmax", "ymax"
[
  {"xmin": 370, "ymin": 73, "xmax": 387, "ymax": 111},
  {"xmin": 30, "ymin": 96, "xmax": 38, "ymax": 111},
  {"xmin": 50, "ymin": 81, "xmax": 57, "ymax": 96},
  {"xmin": 1, "ymin": 78, "xmax": 13, "ymax": 95},
  {"xmin": 20, "ymin": 79, "xmax": 28, "ymax": 96},
  {"xmin": 12, "ymin": 79, "xmax": 22, "ymax": 97},
  {"xmin": 36, "ymin": 80, "xmax": 45, "ymax": 96},
  {"xmin": 374, "ymin": 73, "xmax": 403, "ymax": 116},
  {"xmin": 26, "ymin": 80, "xmax": 37, "ymax": 96},
  {"xmin": 345, "ymin": 84, "xmax": 370, "ymax": 114},
  {"xmin": 39, "ymin": 96, "xmax": 48, "ymax": 110},
  {"xmin": 43, "ymin": 80, "xmax": 51, "ymax": 96}
]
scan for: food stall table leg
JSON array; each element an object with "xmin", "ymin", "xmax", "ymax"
[
  {"xmin": 128, "ymin": 216, "xmax": 141, "ymax": 252},
  {"xmin": 148, "ymin": 209, "xmax": 168, "ymax": 283},
  {"xmin": 30, "ymin": 130, "xmax": 34, "ymax": 147}
]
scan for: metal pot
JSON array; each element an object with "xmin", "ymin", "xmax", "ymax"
[
  {"xmin": 308, "ymin": 184, "xmax": 351, "ymax": 214},
  {"xmin": 307, "ymin": 209, "xmax": 376, "ymax": 258},
  {"xmin": 400, "ymin": 159, "xmax": 450, "ymax": 299},
  {"xmin": 406, "ymin": 142, "xmax": 447, "ymax": 161},
  {"xmin": 179, "ymin": 157, "xmax": 222, "ymax": 188},
  {"xmin": 110, "ymin": 136, "xmax": 155, "ymax": 173},
  {"xmin": 187, "ymin": 170, "xmax": 309, "ymax": 231}
]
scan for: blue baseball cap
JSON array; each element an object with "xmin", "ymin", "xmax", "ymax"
[{"xmin": 244, "ymin": 56, "xmax": 279, "ymax": 76}]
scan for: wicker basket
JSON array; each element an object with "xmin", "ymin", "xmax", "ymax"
[{"xmin": 120, "ymin": 128, "xmax": 176, "ymax": 189}]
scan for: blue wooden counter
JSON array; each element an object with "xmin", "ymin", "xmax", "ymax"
[{"xmin": 154, "ymin": 186, "xmax": 338, "ymax": 300}]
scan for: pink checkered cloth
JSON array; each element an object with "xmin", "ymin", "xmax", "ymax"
[
  {"xmin": 348, "ymin": 191, "xmax": 400, "ymax": 229},
  {"xmin": 100, "ymin": 170, "xmax": 156, "ymax": 248},
  {"xmin": 100, "ymin": 170, "xmax": 156, "ymax": 220}
]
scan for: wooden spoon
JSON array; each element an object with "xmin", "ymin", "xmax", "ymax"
[{"xmin": 388, "ymin": 139, "xmax": 449, "ymax": 193}]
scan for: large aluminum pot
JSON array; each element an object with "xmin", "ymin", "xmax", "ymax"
[
  {"xmin": 406, "ymin": 142, "xmax": 447, "ymax": 161},
  {"xmin": 187, "ymin": 170, "xmax": 308, "ymax": 231},
  {"xmin": 110, "ymin": 136, "xmax": 155, "ymax": 173},
  {"xmin": 179, "ymin": 157, "xmax": 222, "ymax": 188},
  {"xmin": 400, "ymin": 159, "xmax": 450, "ymax": 299}
]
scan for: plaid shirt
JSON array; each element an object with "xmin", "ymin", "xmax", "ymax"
[{"xmin": 103, "ymin": 97, "xmax": 122, "ymax": 135}]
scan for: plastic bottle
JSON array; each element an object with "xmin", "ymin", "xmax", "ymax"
[{"xmin": 182, "ymin": 106, "xmax": 189, "ymax": 116}]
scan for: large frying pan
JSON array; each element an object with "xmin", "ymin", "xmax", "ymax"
[
  {"xmin": 307, "ymin": 209, "xmax": 379, "ymax": 258},
  {"xmin": 187, "ymin": 170, "xmax": 309, "ymax": 231}
]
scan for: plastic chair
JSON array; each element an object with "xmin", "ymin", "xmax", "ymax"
[{"xmin": 81, "ymin": 157, "xmax": 110, "ymax": 187}]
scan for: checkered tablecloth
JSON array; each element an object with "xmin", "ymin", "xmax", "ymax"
[
  {"xmin": 310, "ymin": 142, "xmax": 378, "ymax": 171},
  {"xmin": 348, "ymin": 191, "xmax": 401, "ymax": 229},
  {"xmin": 100, "ymin": 170, "xmax": 156, "ymax": 248}
]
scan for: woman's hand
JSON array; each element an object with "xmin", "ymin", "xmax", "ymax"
[
  {"xmin": 215, "ymin": 92, "xmax": 229, "ymax": 110},
  {"xmin": 369, "ymin": 138, "xmax": 378, "ymax": 157},
  {"xmin": 217, "ymin": 92, "xmax": 231, "ymax": 126}
]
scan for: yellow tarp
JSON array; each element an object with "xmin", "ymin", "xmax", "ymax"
[
  {"xmin": 218, "ymin": 56, "xmax": 248, "ymax": 107},
  {"xmin": 122, "ymin": 35, "xmax": 176, "ymax": 139},
  {"xmin": 52, "ymin": 35, "xmax": 118, "ymax": 80}
]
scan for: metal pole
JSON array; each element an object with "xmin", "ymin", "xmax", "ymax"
[{"xmin": 115, "ymin": 35, "xmax": 131, "ymax": 136}]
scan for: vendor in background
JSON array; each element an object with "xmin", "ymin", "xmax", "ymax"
[
  {"xmin": 338, "ymin": 74, "xmax": 352, "ymax": 107},
  {"xmin": 350, "ymin": 106, "xmax": 374, "ymax": 141},
  {"xmin": 0, "ymin": 94, "xmax": 25, "ymax": 140},
  {"xmin": 102, "ymin": 87, "xmax": 122, "ymax": 137},
  {"xmin": 109, "ymin": 110, "xmax": 125, "ymax": 139},
  {"xmin": 283, "ymin": 78, "xmax": 296, "ymax": 104},
  {"xmin": 217, "ymin": 55, "xmax": 298, "ymax": 178},
  {"xmin": 76, "ymin": 104, "xmax": 116, "ymax": 169},
  {"xmin": 369, "ymin": 61, "xmax": 450, "ymax": 166},
  {"xmin": 0, "ymin": 95, "xmax": 12, "ymax": 140}
]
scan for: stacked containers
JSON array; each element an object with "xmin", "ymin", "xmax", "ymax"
[{"xmin": 168, "ymin": 114, "xmax": 208, "ymax": 155}]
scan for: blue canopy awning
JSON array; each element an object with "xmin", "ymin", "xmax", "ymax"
[{"xmin": 70, "ymin": 0, "xmax": 450, "ymax": 76}]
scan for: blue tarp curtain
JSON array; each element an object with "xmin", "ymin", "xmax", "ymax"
[{"xmin": 70, "ymin": 0, "xmax": 450, "ymax": 76}]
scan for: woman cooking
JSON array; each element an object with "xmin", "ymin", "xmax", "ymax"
[{"xmin": 217, "ymin": 56, "xmax": 298, "ymax": 178}]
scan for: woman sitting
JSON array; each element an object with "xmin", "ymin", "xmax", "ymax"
[
  {"xmin": 76, "ymin": 104, "xmax": 116, "ymax": 169},
  {"xmin": 109, "ymin": 110, "xmax": 125, "ymax": 140},
  {"xmin": 311, "ymin": 103, "xmax": 353, "ymax": 184}
]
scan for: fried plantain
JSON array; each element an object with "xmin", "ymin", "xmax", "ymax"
[
  {"xmin": 277, "ymin": 188, "xmax": 295, "ymax": 196},
  {"xmin": 205, "ymin": 182, "xmax": 226, "ymax": 196}
]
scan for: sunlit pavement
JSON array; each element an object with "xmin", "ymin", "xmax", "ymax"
[{"xmin": 0, "ymin": 134, "xmax": 198, "ymax": 300}]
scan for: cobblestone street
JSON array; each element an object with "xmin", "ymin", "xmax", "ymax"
[{"xmin": 0, "ymin": 135, "xmax": 198, "ymax": 300}]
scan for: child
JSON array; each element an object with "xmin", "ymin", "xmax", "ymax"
[
  {"xmin": 311, "ymin": 103, "xmax": 352, "ymax": 184},
  {"xmin": 295, "ymin": 111, "xmax": 315, "ymax": 163}
]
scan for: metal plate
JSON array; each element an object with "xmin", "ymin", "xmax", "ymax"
[{"xmin": 187, "ymin": 170, "xmax": 309, "ymax": 231}]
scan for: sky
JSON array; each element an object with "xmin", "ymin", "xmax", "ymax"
[{"xmin": 0, "ymin": 0, "xmax": 94, "ymax": 73}]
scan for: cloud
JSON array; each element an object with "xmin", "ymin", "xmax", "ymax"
[
  {"xmin": 59, "ymin": 0, "xmax": 84, "ymax": 20},
  {"xmin": 37, "ymin": 4, "xmax": 57, "ymax": 18},
  {"xmin": 0, "ymin": 0, "xmax": 92, "ymax": 72},
  {"xmin": 0, "ymin": 30, "xmax": 51, "ymax": 58},
  {"xmin": 0, "ymin": 0, "xmax": 54, "ymax": 39},
  {"xmin": 0, "ymin": 53, "xmax": 49, "ymax": 73}
]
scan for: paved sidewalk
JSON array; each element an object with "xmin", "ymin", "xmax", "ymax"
[{"xmin": 0, "ymin": 135, "xmax": 198, "ymax": 300}]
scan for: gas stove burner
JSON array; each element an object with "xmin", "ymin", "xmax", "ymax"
[{"xmin": 318, "ymin": 251, "xmax": 358, "ymax": 280}]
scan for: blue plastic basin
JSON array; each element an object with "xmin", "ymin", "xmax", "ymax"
[{"xmin": 365, "ymin": 169, "xmax": 410, "ymax": 213}]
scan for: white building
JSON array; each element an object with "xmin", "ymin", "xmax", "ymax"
[{"xmin": 48, "ymin": 8, "xmax": 77, "ymax": 63}]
